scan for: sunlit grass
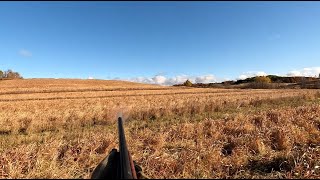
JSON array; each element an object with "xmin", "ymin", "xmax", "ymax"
[{"xmin": 0, "ymin": 79, "xmax": 319, "ymax": 178}]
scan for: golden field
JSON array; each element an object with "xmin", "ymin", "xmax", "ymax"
[{"xmin": 0, "ymin": 79, "xmax": 320, "ymax": 178}]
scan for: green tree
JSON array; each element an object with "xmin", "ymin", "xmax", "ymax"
[
  {"xmin": 0, "ymin": 70, "xmax": 3, "ymax": 78},
  {"xmin": 183, "ymin": 79, "xmax": 193, "ymax": 87}
]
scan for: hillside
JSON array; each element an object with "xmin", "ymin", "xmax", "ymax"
[
  {"xmin": 0, "ymin": 78, "xmax": 320, "ymax": 178},
  {"xmin": 175, "ymin": 75, "xmax": 320, "ymax": 89},
  {"xmin": 0, "ymin": 78, "xmax": 173, "ymax": 94},
  {"xmin": 234, "ymin": 75, "xmax": 319, "ymax": 84}
]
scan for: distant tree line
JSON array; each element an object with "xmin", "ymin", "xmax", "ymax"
[
  {"xmin": 235, "ymin": 75, "xmax": 318, "ymax": 84},
  {"xmin": 0, "ymin": 69, "xmax": 23, "ymax": 79},
  {"xmin": 174, "ymin": 75, "xmax": 320, "ymax": 89}
]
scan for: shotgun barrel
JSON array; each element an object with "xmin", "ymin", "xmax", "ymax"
[
  {"xmin": 117, "ymin": 116, "xmax": 137, "ymax": 179},
  {"xmin": 91, "ymin": 116, "xmax": 137, "ymax": 179}
]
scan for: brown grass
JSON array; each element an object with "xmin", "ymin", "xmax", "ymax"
[{"xmin": 0, "ymin": 79, "xmax": 320, "ymax": 178}]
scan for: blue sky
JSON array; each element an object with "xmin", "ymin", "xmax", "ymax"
[{"xmin": 1, "ymin": 2, "xmax": 320, "ymax": 85}]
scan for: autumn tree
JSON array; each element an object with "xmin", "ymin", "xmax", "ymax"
[
  {"xmin": 247, "ymin": 76, "xmax": 273, "ymax": 89},
  {"xmin": 0, "ymin": 69, "xmax": 22, "ymax": 79},
  {"xmin": 254, "ymin": 76, "xmax": 272, "ymax": 83},
  {"xmin": 183, "ymin": 79, "xmax": 193, "ymax": 87}
]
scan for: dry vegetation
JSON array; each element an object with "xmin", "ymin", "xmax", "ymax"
[{"xmin": 0, "ymin": 79, "xmax": 320, "ymax": 178}]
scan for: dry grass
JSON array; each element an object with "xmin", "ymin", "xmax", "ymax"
[{"xmin": 0, "ymin": 79, "xmax": 320, "ymax": 178}]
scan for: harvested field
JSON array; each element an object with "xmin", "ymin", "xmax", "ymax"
[{"xmin": 0, "ymin": 79, "xmax": 320, "ymax": 178}]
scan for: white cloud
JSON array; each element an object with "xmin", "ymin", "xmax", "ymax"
[
  {"xmin": 256, "ymin": 72, "xmax": 267, "ymax": 76},
  {"xmin": 19, "ymin": 49, "xmax": 32, "ymax": 57},
  {"xmin": 88, "ymin": 76, "xmax": 94, "ymax": 79},
  {"xmin": 164, "ymin": 75, "xmax": 190, "ymax": 85},
  {"xmin": 152, "ymin": 75, "xmax": 167, "ymax": 85},
  {"xmin": 123, "ymin": 66, "xmax": 320, "ymax": 86},
  {"xmin": 237, "ymin": 67, "xmax": 320, "ymax": 80},
  {"xmin": 237, "ymin": 71, "xmax": 267, "ymax": 80},
  {"xmin": 130, "ymin": 77, "xmax": 154, "ymax": 84},
  {"xmin": 128, "ymin": 74, "xmax": 217, "ymax": 86},
  {"xmin": 238, "ymin": 74, "xmax": 248, "ymax": 80},
  {"xmin": 195, "ymin": 75, "xmax": 216, "ymax": 84},
  {"xmin": 286, "ymin": 70, "xmax": 301, "ymax": 77},
  {"xmin": 286, "ymin": 67, "xmax": 320, "ymax": 77}
]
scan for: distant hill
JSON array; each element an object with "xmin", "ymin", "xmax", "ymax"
[
  {"xmin": 0, "ymin": 78, "xmax": 172, "ymax": 94},
  {"xmin": 234, "ymin": 75, "xmax": 319, "ymax": 84},
  {"xmin": 174, "ymin": 75, "xmax": 320, "ymax": 89}
]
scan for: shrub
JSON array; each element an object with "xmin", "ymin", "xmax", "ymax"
[
  {"xmin": 254, "ymin": 76, "xmax": 272, "ymax": 83},
  {"xmin": 183, "ymin": 79, "xmax": 193, "ymax": 87},
  {"xmin": 0, "ymin": 69, "xmax": 23, "ymax": 79}
]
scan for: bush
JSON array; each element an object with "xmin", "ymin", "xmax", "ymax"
[
  {"xmin": 0, "ymin": 69, "xmax": 22, "ymax": 79},
  {"xmin": 243, "ymin": 76, "xmax": 278, "ymax": 89},
  {"xmin": 254, "ymin": 76, "xmax": 272, "ymax": 83},
  {"xmin": 183, "ymin": 80, "xmax": 193, "ymax": 87}
]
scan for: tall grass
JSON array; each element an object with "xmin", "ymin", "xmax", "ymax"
[{"xmin": 0, "ymin": 79, "xmax": 319, "ymax": 178}]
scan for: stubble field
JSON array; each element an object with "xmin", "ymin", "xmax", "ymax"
[{"xmin": 0, "ymin": 79, "xmax": 320, "ymax": 178}]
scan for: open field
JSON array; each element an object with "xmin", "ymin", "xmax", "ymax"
[{"xmin": 0, "ymin": 79, "xmax": 320, "ymax": 178}]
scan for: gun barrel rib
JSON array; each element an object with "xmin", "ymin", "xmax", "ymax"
[{"xmin": 118, "ymin": 117, "xmax": 133, "ymax": 179}]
